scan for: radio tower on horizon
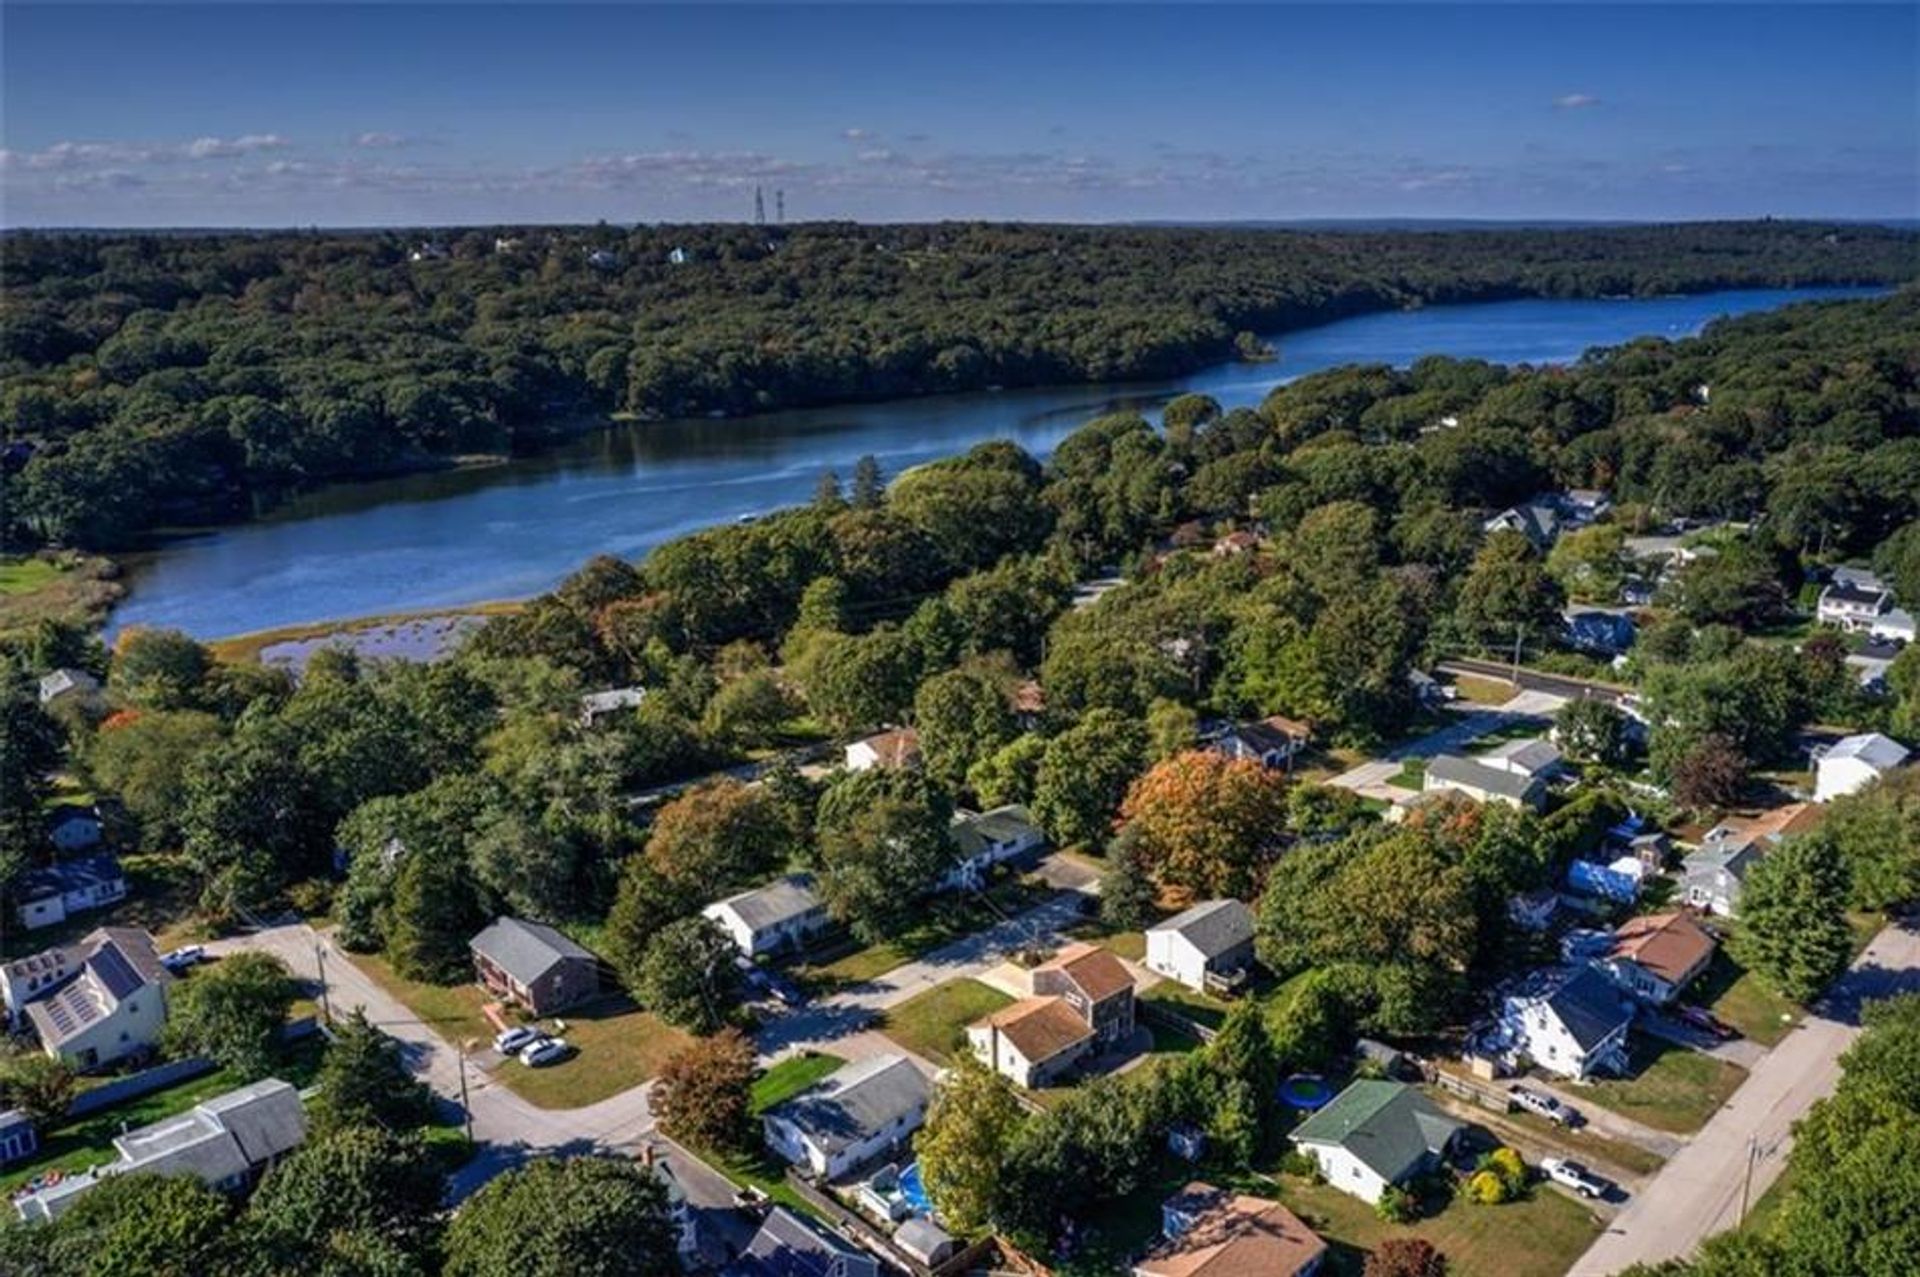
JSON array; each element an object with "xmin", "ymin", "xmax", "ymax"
[{"xmin": 754, "ymin": 186, "xmax": 766, "ymax": 226}]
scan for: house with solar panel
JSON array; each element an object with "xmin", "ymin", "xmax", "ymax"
[{"xmin": 5, "ymin": 928, "xmax": 172, "ymax": 1070}]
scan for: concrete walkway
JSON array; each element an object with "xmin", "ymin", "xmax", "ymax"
[{"xmin": 1570, "ymin": 918, "xmax": 1920, "ymax": 1275}]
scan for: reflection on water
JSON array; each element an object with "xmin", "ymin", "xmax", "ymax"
[{"xmin": 112, "ymin": 286, "xmax": 1881, "ymax": 638}]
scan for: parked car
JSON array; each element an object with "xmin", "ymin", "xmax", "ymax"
[
  {"xmin": 764, "ymin": 972, "xmax": 808, "ymax": 1008},
  {"xmin": 160, "ymin": 945, "xmax": 206, "ymax": 973},
  {"xmin": 1542, "ymin": 1157, "xmax": 1613, "ymax": 1199},
  {"xmin": 494, "ymin": 1025, "xmax": 545, "ymax": 1056},
  {"xmin": 1510, "ymin": 1085, "xmax": 1581, "ymax": 1126},
  {"xmin": 520, "ymin": 1037, "xmax": 572, "ymax": 1067},
  {"xmin": 1675, "ymin": 1004, "xmax": 1737, "ymax": 1040}
]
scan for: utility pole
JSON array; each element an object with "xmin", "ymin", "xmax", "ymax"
[
  {"xmin": 1511, "ymin": 623, "xmax": 1526, "ymax": 686},
  {"xmin": 314, "ymin": 939, "xmax": 333, "ymax": 1023},
  {"xmin": 1738, "ymin": 1135, "xmax": 1757, "ymax": 1224},
  {"xmin": 754, "ymin": 185, "xmax": 765, "ymax": 226},
  {"xmin": 775, "ymin": 189, "xmax": 785, "ymax": 224},
  {"xmin": 456, "ymin": 1041, "xmax": 474, "ymax": 1143}
]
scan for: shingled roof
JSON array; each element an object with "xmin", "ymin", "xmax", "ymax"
[{"xmin": 1149, "ymin": 899, "xmax": 1254, "ymax": 960}]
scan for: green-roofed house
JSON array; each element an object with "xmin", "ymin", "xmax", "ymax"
[{"xmin": 1290, "ymin": 1080, "xmax": 1464, "ymax": 1204}]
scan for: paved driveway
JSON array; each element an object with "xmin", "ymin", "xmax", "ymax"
[
  {"xmin": 1570, "ymin": 918, "xmax": 1920, "ymax": 1275},
  {"xmin": 1328, "ymin": 693, "xmax": 1565, "ymax": 800}
]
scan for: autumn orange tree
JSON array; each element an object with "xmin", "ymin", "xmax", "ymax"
[
  {"xmin": 1117, "ymin": 750, "xmax": 1289, "ymax": 898},
  {"xmin": 653, "ymin": 1027, "xmax": 758, "ymax": 1152},
  {"xmin": 643, "ymin": 777, "xmax": 792, "ymax": 897}
]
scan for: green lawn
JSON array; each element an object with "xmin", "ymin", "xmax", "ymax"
[
  {"xmin": 1391, "ymin": 758, "xmax": 1428, "ymax": 789},
  {"xmin": 0, "ymin": 1034, "xmax": 328, "ymax": 1194},
  {"xmin": 347, "ymin": 952, "xmax": 689, "ymax": 1108},
  {"xmin": 1139, "ymin": 980, "xmax": 1232, "ymax": 1033},
  {"xmin": 1455, "ymin": 675, "xmax": 1519, "ymax": 705},
  {"xmin": 880, "ymin": 978, "xmax": 1013, "ymax": 1063},
  {"xmin": 1691, "ymin": 951, "xmax": 1800, "ymax": 1046},
  {"xmin": 1100, "ymin": 930, "xmax": 1147, "ymax": 962},
  {"xmin": 752, "ymin": 1051, "xmax": 845, "ymax": 1113},
  {"xmin": 1577, "ymin": 1037, "xmax": 1748, "ymax": 1134},
  {"xmin": 0, "ymin": 558, "xmax": 62, "ymax": 595},
  {"xmin": 793, "ymin": 875, "xmax": 1057, "ymax": 992},
  {"xmin": 1276, "ymin": 1173, "xmax": 1606, "ymax": 1277}
]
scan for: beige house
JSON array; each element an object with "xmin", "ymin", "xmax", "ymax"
[{"xmin": 15, "ymin": 928, "xmax": 171, "ymax": 1071}]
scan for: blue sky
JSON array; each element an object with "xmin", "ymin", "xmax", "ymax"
[{"xmin": 4, "ymin": 3, "xmax": 1915, "ymax": 226}]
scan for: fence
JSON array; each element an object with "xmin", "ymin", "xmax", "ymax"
[
  {"xmin": 64, "ymin": 1015, "xmax": 323, "ymax": 1120},
  {"xmin": 67, "ymin": 1056, "xmax": 216, "ymax": 1119},
  {"xmin": 1139, "ymin": 999, "xmax": 1218, "ymax": 1045}
]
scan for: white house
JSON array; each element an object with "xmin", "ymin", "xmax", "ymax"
[
  {"xmin": 1817, "ymin": 576, "xmax": 1895, "ymax": 632},
  {"xmin": 1422, "ymin": 754, "xmax": 1546, "ymax": 811},
  {"xmin": 9, "ymin": 928, "xmax": 172, "ymax": 1070},
  {"xmin": 1212, "ymin": 716, "xmax": 1311, "ymax": 770},
  {"xmin": 702, "ymin": 875, "xmax": 831, "ymax": 957},
  {"xmin": 1499, "ymin": 966, "xmax": 1632, "ymax": 1080},
  {"xmin": 15, "ymin": 1077, "xmax": 305, "ymax": 1222},
  {"xmin": 761, "ymin": 1054, "xmax": 929, "ymax": 1181},
  {"xmin": 1814, "ymin": 732, "xmax": 1910, "ymax": 802},
  {"xmin": 577, "ymin": 687, "xmax": 646, "ymax": 727},
  {"xmin": 844, "ymin": 726, "xmax": 920, "ymax": 772},
  {"xmin": 14, "ymin": 854, "xmax": 127, "ymax": 931},
  {"xmin": 37, "ymin": 668, "xmax": 100, "ymax": 708},
  {"xmin": 1681, "ymin": 838, "xmax": 1764, "ymax": 918},
  {"xmin": 1144, "ymin": 899, "xmax": 1255, "ymax": 994},
  {"xmin": 966, "ymin": 996, "xmax": 1096, "ymax": 1088},
  {"xmin": 941, "ymin": 805, "xmax": 1044, "ymax": 891},
  {"xmin": 1289, "ymin": 1081, "xmax": 1463, "ymax": 1205},
  {"xmin": 1597, "ymin": 912, "xmax": 1716, "ymax": 1006}
]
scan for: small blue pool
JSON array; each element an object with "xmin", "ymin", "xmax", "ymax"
[
  {"xmin": 1279, "ymin": 1073, "xmax": 1335, "ymax": 1110},
  {"xmin": 898, "ymin": 1162, "xmax": 931, "ymax": 1214}
]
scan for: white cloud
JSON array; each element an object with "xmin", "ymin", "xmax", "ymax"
[
  {"xmin": 185, "ymin": 133, "xmax": 289, "ymax": 159},
  {"xmin": 350, "ymin": 131, "xmax": 411, "ymax": 149},
  {"xmin": 841, "ymin": 128, "xmax": 872, "ymax": 141},
  {"xmin": 1553, "ymin": 93, "xmax": 1601, "ymax": 110}
]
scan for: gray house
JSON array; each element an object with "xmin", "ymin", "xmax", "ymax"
[
  {"xmin": 469, "ymin": 917, "xmax": 599, "ymax": 1016},
  {"xmin": 1145, "ymin": 899, "xmax": 1255, "ymax": 993},
  {"xmin": 1422, "ymin": 753, "xmax": 1546, "ymax": 811},
  {"xmin": 763, "ymin": 1054, "xmax": 930, "ymax": 1181},
  {"xmin": 16, "ymin": 1077, "xmax": 306, "ymax": 1222}
]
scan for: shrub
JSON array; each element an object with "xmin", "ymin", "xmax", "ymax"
[
  {"xmin": 1465, "ymin": 1169, "xmax": 1511, "ymax": 1205},
  {"xmin": 1376, "ymin": 1184, "xmax": 1418, "ymax": 1223}
]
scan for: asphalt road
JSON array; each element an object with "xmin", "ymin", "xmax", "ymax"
[
  {"xmin": 208, "ymin": 925, "xmax": 747, "ymax": 1225},
  {"xmin": 1328, "ymin": 690, "xmax": 1566, "ymax": 800},
  {"xmin": 1437, "ymin": 657, "xmax": 1632, "ymax": 707},
  {"xmin": 1569, "ymin": 917, "xmax": 1920, "ymax": 1275}
]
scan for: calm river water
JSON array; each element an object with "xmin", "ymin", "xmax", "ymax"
[{"xmin": 113, "ymin": 286, "xmax": 1880, "ymax": 638}]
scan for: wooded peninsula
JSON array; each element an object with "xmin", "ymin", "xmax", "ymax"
[{"xmin": 3, "ymin": 220, "xmax": 1915, "ymax": 549}]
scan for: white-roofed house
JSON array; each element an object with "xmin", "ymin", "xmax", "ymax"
[
  {"xmin": 578, "ymin": 686, "xmax": 646, "ymax": 727},
  {"xmin": 1144, "ymin": 899, "xmax": 1255, "ymax": 994},
  {"xmin": 1814, "ymin": 733, "xmax": 1910, "ymax": 802},
  {"xmin": 761, "ymin": 1054, "xmax": 930, "ymax": 1181},
  {"xmin": 36, "ymin": 668, "xmax": 101, "ymax": 709},
  {"xmin": 14, "ymin": 1077, "xmax": 305, "ymax": 1222},
  {"xmin": 703, "ymin": 874, "xmax": 831, "ymax": 957}
]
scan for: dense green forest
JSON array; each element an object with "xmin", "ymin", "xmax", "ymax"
[
  {"xmin": 8, "ymin": 280, "xmax": 1920, "ymax": 1277},
  {"xmin": 2, "ymin": 220, "xmax": 1915, "ymax": 548}
]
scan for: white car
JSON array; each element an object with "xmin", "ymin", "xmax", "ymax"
[
  {"xmin": 519, "ymin": 1037, "xmax": 572, "ymax": 1067},
  {"xmin": 160, "ymin": 945, "xmax": 206, "ymax": 973},
  {"xmin": 494, "ymin": 1026, "xmax": 544, "ymax": 1056},
  {"xmin": 1541, "ymin": 1158, "xmax": 1612, "ymax": 1199},
  {"xmin": 1509, "ymin": 1085, "xmax": 1581, "ymax": 1126}
]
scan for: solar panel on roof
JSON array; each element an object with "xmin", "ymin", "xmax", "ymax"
[{"xmin": 88, "ymin": 944, "xmax": 142, "ymax": 1000}]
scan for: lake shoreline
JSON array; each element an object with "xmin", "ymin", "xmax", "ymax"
[{"xmin": 108, "ymin": 285, "xmax": 1894, "ymax": 641}]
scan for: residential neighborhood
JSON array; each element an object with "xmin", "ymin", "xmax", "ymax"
[{"xmin": 3, "ymin": 207, "xmax": 1920, "ymax": 1277}]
